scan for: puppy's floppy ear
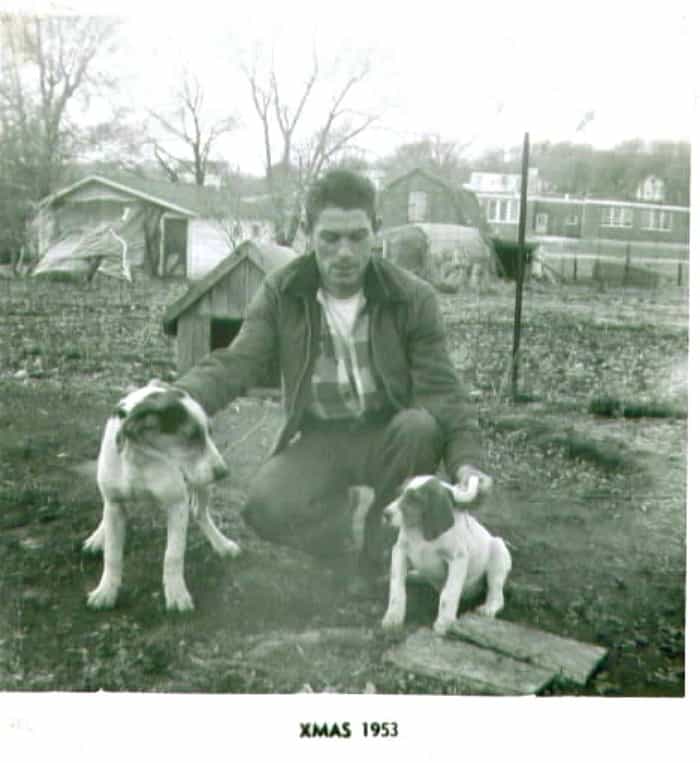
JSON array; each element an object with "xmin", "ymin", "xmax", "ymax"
[
  {"xmin": 119, "ymin": 391, "xmax": 188, "ymax": 442},
  {"xmin": 420, "ymin": 479, "xmax": 455, "ymax": 541}
]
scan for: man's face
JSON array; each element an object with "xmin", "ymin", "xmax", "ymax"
[{"xmin": 311, "ymin": 207, "xmax": 375, "ymax": 298}]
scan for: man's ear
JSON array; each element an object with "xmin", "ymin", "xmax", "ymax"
[{"xmin": 420, "ymin": 482, "xmax": 455, "ymax": 541}]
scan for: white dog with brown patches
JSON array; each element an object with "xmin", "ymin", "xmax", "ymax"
[
  {"xmin": 382, "ymin": 474, "xmax": 511, "ymax": 635},
  {"xmin": 83, "ymin": 380, "xmax": 240, "ymax": 611}
]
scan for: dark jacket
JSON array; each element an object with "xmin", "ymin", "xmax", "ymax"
[{"xmin": 175, "ymin": 253, "xmax": 482, "ymax": 479}]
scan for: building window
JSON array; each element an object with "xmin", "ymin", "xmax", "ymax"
[
  {"xmin": 565, "ymin": 214, "xmax": 579, "ymax": 226},
  {"xmin": 637, "ymin": 176, "xmax": 665, "ymax": 203},
  {"xmin": 535, "ymin": 213, "xmax": 548, "ymax": 233},
  {"xmin": 641, "ymin": 209, "xmax": 672, "ymax": 231},
  {"xmin": 486, "ymin": 198, "xmax": 520, "ymax": 223},
  {"xmin": 408, "ymin": 191, "xmax": 428, "ymax": 222},
  {"xmin": 601, "ymin": 206, "xmax": 633, "ymax": 228}
]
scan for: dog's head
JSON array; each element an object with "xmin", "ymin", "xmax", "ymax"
[
  {"xmin": 383, "ymin": 476, "xmax": 464, "ymax": 541},
  {"xmin": 114, "ymin": 380, "xmax": 228, "ymax": 486}
]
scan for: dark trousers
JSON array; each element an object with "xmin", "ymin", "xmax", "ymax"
[{"xmin": 241, "ymin": 409, "xmax": 443, "ymax": 569}]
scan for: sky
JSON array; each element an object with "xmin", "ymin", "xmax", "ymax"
[{"xmin": 5, "ymin": 0, "xmax": 697, "ymax": 175}]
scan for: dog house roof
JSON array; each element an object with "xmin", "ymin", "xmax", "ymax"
[{"xmin": 162, "ymin": 239, "xmax": 297, "ymax": 335}]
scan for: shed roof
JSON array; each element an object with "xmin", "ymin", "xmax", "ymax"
[
  {"xmin": 162, "ymin": 240, "xmax": 297, "ymax": 335},
  {"xmin": 382, "ymin": 167, "xmax": 458, "ymax": 194},
  {"xmin": 38, "ymin": 174, "xmax": 276, "ymax": 220}
]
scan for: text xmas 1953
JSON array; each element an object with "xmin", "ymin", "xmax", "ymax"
[{"xmin": 299, "ymin": 721, "xmax": 399, "ymax": 739}]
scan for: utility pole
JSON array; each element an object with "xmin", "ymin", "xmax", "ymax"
[{"xmin": 511, "ymin": 132, "xmax": 530, "ymax": 401}]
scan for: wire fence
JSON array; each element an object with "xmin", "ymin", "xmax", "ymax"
[{"xmin": 535, "ymin": 237, "xmax": 690, "ymax": 287}]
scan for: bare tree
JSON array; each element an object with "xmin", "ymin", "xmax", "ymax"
[
  {"xmin": 244, "ymin": 54, "xmax": 378, "ymax": 245},
  {"xmin": 78, "ymin": 109, "xmax": 153, "ymax": 176},
  {"xmin": 0, "ymin": 14, "xmax": 120, "ymax": 262},
  {"xmin": 148, "ymin": 69, "xmax": 238, "ymax": 186},
  {"xmin": 380, "ymin": 134, "xmax": 472, "ymax": 185},
  {"xmin": 0, "ymin": 14, "xmax": 120, "ymax": 198}
]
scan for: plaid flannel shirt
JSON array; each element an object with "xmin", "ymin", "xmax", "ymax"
[{"xmin": 307, "ymin": 291, "xmax": 387, "ymax": 420}]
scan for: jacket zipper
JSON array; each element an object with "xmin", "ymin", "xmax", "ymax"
[
  {"xmin": 288, "ymin": 298, "xmax": 313, "ymax": 422},
  {"xmin": 369, "ymin": 303, "xmax": 402, "ymax": 411}
]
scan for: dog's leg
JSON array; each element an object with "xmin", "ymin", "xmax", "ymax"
[
  {"xmin": 350, "ymin": 485, "xmax": 375, "ymax": 553},
  {"xmin": 83, "ymin": 518, "xmax": 105, "ymax": 553},
  {"xmin": 476, "ymin": 538, "xmax": 511, "ymax": 617},
  {"xmin": 191, "ymin": 487, "xmax": 241, "ymax": 558},
  {"xmin": 434, "ymin": 553, "xmax": 469, "ymax": 635},
  {"xmin": 163, "ymin": 501, "xmax": 194, "ymax": 612},
  {"xmin": 87, "ymin": 500, "xmax": 126, "ymax": 609},
  {"xmin": 83, "ymin": 485, "xmax": 112, "ymax": 553},
  {"xmin": 381, "ymin": 540, "xmax": 409, "ymax": 629}
]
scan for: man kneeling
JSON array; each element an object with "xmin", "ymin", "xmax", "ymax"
[{"xmin": 174, "ymin": 169, "xmax": 490, "ymax": 590}]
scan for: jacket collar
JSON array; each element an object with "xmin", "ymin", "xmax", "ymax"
[{"xmin": 280, "ymin": 252, "xmax": 406, "ymax": 303}]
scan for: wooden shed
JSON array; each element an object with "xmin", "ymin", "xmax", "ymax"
[
  {"xmin": 34, "ymin": 174, "xmax": 276, "ymax": 280},
  {"xmin": 162, "ymin": 239, "xmax": 297, "ymax": 375},
  {"xmin": 378, "ymin": 168, "xmax": 487, "ymax": 232}
]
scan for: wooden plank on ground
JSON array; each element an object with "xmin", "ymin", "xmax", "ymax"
[
  {"xmin": 449, "ymin": 614, "xmax": 607, "ymax": 686},
  {"xmin": 384, "ymin": 628, "xmax": 556, "ymax": 695}
]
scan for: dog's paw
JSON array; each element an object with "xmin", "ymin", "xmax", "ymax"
[
  {"xmin": 381, "ymin": 609, "xmax": 405, "ymax": 630},
  {"xmin": 433, "ymin": 616, "xmax": 455, "ymax": 636},
  {"xmin": 164, "ymin": 582, "xmax": 194, "ymax": 612},
  {"xmin": 87, "ymin": 585, "xmax": 118, "ymax": 609},
  {"xmin": 475, "ymin": 599, "xmax": 503, "ymax": 618}
]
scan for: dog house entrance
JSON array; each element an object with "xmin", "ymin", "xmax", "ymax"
[
  {"xmin": 209, "ymin": 317, "xmax": 279, "ymax": 388},
  {"xmin": 210, "ymin": 317, "xmax": 242, "ymax": 351}
]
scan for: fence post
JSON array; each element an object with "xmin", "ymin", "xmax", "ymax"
[
  {"xmin": 623, "ymin": 242, "xmax": 631, "ymax": 286},
  {"xmin": 573, "ymin": 254, "xmax": 578, "ymax": 282},
  {"xmin": 511, "ymin": 131, "xmax": 530, "ymax": 402}
]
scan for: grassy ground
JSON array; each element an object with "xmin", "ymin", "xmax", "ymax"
[{"xmin": 0, "ymin": 275, "xmax": 687, "ymax": 695}]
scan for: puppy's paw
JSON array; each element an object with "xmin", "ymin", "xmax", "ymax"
[
  {"xmin": 164, "ymin": 581, "xmax": 194, "ymax": 612},
  {"xmin": 87, "ymin": 584, "xmax": 119, "ymax": 609},
  {"xmin": 381, "ymin": 609, "xmax": 405, "ymax": 630},
  {"xmin": 433, "ymin": 616, "xmax": 455, "ymax": 636}
]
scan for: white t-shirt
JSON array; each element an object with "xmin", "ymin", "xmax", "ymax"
[{"xmin": 318, "ymin": 290, "xmax": 365, "ymax": 341}]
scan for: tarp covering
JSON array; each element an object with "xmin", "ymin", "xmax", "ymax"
[
  {"xmin": 491, "ymin": 237, "xmax": 538, "ymax": 280},
  {"xmin": 380, "ymin": 223, "xmax": 495, "ymax": 292},
  {"xmin": 33, "ymin": 208, "xmax": 147, "ymax": 282}
]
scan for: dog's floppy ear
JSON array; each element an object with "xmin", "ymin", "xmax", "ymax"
[
  {"xmin": 420, "ymin": 479, "xmax": 455, "ymax": 541},
  {"xmin": 118, "ymin": 391, "xmax": 188, "ymax": 445}
]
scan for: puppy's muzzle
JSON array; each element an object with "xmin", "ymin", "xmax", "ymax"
[{"xmin": 382, "ymin": 501, "xmax": 401, "ymax": 527}]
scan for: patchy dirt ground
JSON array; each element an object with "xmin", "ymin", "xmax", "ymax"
[{"xmin": 0, "ymin": 276, "xmax": 687, "ymax": 695}]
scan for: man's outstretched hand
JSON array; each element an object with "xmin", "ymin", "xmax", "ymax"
[{"xmin": 456, "ymin": 464, "xmax": 494, "ymax": 506}]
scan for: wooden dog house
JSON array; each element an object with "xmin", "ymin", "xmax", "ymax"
[{"xmin": 162, "ymin": 240, "xmax": 297, "ymax": 374}]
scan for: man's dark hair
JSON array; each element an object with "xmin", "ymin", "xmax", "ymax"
[{"xmin": 304, "ymin": 169, "xmax": 378, "ymax": 232}]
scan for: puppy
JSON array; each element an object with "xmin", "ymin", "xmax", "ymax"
[
  {"xmin": 381, "ymin": 474, "xmax": 511, "ymax": 635},
  {"xmin": 83, "ymin": 380, "xmax": 240, "ymax": 611}
]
